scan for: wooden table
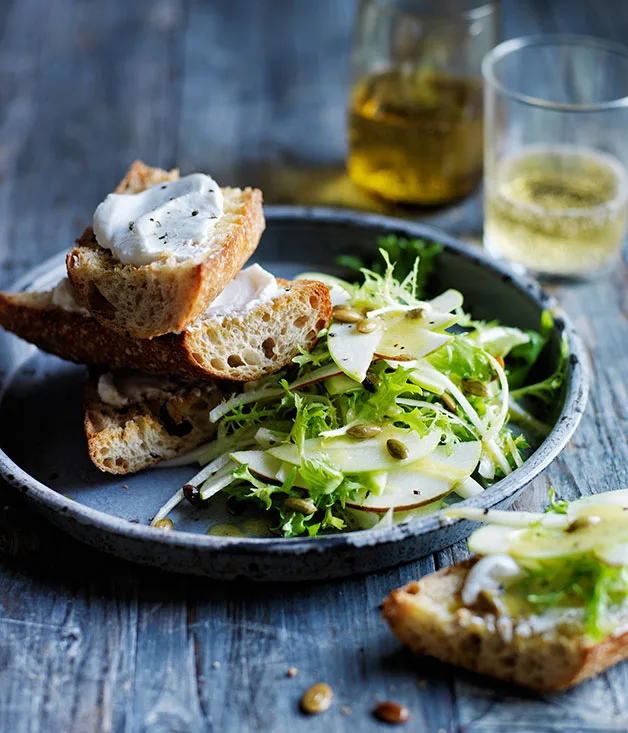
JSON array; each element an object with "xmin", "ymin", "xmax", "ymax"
[{"xmin": 1, "ymin": 1, "xmax": 627, "ymax": 730}]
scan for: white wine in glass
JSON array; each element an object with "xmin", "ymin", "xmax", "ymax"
[
  {"xmin": 483, "ymin": 36, "xmax": 628, "ymax": 279},
  {"xmin": 485, "ymin": 146, "xmax": 628, "ymax": 276}
]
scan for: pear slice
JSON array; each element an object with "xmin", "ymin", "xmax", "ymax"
[
  {"xmin": 467, "ymin": 524, "xmax": 524, "ymax": 556},
  {"xmin": 346, "ymin": 470, "xmax": 452, "ymax": 512},
  {"xmin": 418, "ymin": 442, "xmax": 482, "ymax": 481},
  {"xmin": 289, "ymin": 363, "xmax": 343, "ymax": 390},
  {"xmin": 296, "ymin": 272, "xmax": 352, "ymax": 306},
  {"xmin": 569, "ymin": 489, "xmax": 628, "ymax": 513},
  {"xmin": 328, "ymin": 320, "xmax": 382, "ymax": 382},
  {"xmin": 268, "ymin": 427, "xmax": 442, "ymax": 473},
  {"xmin": 346, "ymin": 499, "xmax": 445, "ymax": 527},
  {"xmin": 230, "ymin": 450, "xmax": 309, "ymax": 489},
  {"xmin": 376, "ymin": 322, "xmax": 451, "ymax": 361},
  {"xmin": 596, "ymin": 542, "xmax": 628, "ymax": 567},
  {"xmin": 428, "ymin": 289, "xmax": 463, "ymax": 313},
  {"xmin": 453, "ymin": 475, "xmax": 485, "ymax": 498},
  {"xmin": 468, "ymin": 516, "xmax": 628, "ymax": 561},
  {"xmin": 413, "ymin": 310, "xmax": 458, "ymax": 331},
  {"xmin": 325, "ymin": 373, "xmax": 362, "ymax": 395}
]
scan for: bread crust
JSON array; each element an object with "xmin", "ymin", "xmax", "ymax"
[
  {"xmin": 84, "ymin": 369, "xmax": 222, "ymax": 474},
  {"xmin": 66, "ymin": 161, "xmax": 266, "ymax": 338},
  {"xmin": 0, "ymin": 279, "xmax": 331, "ymax": 382},
  {"xmin": 382, "ymin": 560, "xmax": 628, "ymax": 691}
]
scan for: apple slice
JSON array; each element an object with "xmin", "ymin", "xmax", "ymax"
[
  {"xmin": 346, "ymin": 470, "xmax": 452, "ymax": 512},
  {"xmin": 328, "ymin": 320, "xmax": 381, "ymax": 382},
  {"xmin": 268, "ymin": 427, "xmax": 442, "ymax": 473}
]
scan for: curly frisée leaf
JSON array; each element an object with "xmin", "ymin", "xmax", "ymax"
[{"xmin": 299, "ymin": 455, "xmax": 344, "ymax": 495}]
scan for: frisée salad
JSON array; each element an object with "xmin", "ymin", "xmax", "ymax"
[{"xmin": 151, "ymin": 237, "xmax": 566, "ymax": 537}]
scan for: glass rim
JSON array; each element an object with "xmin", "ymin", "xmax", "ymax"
[
  {"xmin": 482, "ymin": 34, "xmax": 628, "ymax": 112},
  {"xmin": 362, "ymin": 0, "xmax": 496, "ymax": 24}
]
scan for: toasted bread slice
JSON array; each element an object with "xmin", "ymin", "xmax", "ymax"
[
  {"xmin": 0, "ymin": 278, "xmax": 330, "ymax": 381},
  {"xmin": 84, "ymin": 369, "xmax": 223, "ymax": 474},
  {"xmin": 67, "ymin": 161, "xmax": 265, "ymax": 338},
  {"xmin": 382, "ymin": 559, "xmax": 628, "ymax": 692}
]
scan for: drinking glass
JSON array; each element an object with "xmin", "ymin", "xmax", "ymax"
[
  {"xmin": 347, "ymin": 0, "xmax": 499, "ymax": 206},
  {"xmin": 483, "ymin": 35, "xmax": 628, "ymax": 279}
]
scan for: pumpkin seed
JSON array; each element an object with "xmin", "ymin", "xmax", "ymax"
[
  {"xmin": 285, "ymin": 497, "xmax": 317, "ymax": 515},
  {"xmin": 356, "ymin": 317, "xmax": 381, "ymax": 334},
  {"xmin": 300, "ymin": 682, "xmax": 333, "ymax": 715},
  {"xmin": 373, "ymin": 701, "xmax": 411, "ymax": 724},
  {"xmin": 567, "ymin": 515, "xmax": 602, "ymax": 533},
  {"xmin": 441, "ymin": 393, "xmax": 457, "ymax": 412},
  {"xmin": 461, "ymin": 378, "xmax": 488, "ymax": 397},
  {"xmin": 405, "ymin": 307, "xmax": 424, "ymax": 319},
  {"xmin": 347, "ymin": 423, "xmax": 382, "ymax": 439},
  {"xmin": 332, "ymin": 305, "xmax": 362, "ymax": 323},
  {"xmin": 153, "ymin": 518, "xmax": 173, "ymax": 530},
  {"xmin": 386, "ymin": 438, "xmax": 409, "ymax": 460}
]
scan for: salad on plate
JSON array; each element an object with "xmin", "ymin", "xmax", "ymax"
[{"xmin": 151, "ymin": 237, "xmax": 566, "ymax": 537}]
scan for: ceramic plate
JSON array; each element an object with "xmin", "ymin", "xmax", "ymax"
[{"xmin": 0, "ymin": 208, "xmax": 589, "ymax": 580}]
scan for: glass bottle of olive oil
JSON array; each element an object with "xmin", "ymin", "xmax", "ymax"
[
  {"xmin": 485, "ymin": 146, "xmax": 628, "ymax": 276},
  {"xmin": 348, "ymin": 68, "xmax": 484, "ymax": 205}
]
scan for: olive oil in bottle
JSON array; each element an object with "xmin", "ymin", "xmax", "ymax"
[
  {"xmin": 348, "ymin": 68, "xmax": 484, "ymax": 205},
  {"xmin": 485, "ymin": 146, "xmax": 628, "ymax": 276}
]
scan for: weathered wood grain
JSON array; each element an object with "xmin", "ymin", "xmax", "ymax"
[{"xmin": 1, "ymin": 0, "xmax": 628, "ymax": 731}]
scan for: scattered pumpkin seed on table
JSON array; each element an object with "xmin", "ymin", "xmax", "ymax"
[
  {"xmin": 373, "ymin": 701, "xmax": 411, "ymax": 724},
  {"xmin": 300, "ymin": 682, "xmax": 333, "ymax": 714}
]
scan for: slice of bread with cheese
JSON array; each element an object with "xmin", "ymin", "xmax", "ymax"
[
  {"xmin": 383, "ymin": 560, "xmax": 628, "ymax": 692},
  {"xmin": 383, "ymin": 492, "xmax": 628, "ymax": 692},
  {"xmin": 0, "ymin": 272, "xmax": 331, "ymax": 382},
  {"xmin": 84, "ymin": 369, "xmax": 223, "ymax": 474},
  {"xmin": 66, "ymin": 161, "xmax": 265, "ymax": 339}
]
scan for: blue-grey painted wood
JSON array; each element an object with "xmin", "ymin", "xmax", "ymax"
[{"xmin": 0, "ymin": 0, "xmax": 627, "ymax": 731}]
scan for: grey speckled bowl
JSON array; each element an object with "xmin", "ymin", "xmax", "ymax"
[{"xmin": 0, "ymin": 207, "xmax": 589, "ymax": 581}]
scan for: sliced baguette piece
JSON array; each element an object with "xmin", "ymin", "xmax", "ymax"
[
  {"xmin": 382, "ymin": 559, "xmax": 628, "ymax": 692},
  {"xmin": 67, "ymin": 160, "xmax": 266, "ymax": 338},
  {"xmin": 0, "ymin": 278, "xmax": 331, "ymax": 382},
  {"xmin": 84, "ymin": 369, "xmax": 223, "ymax": 474}
]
